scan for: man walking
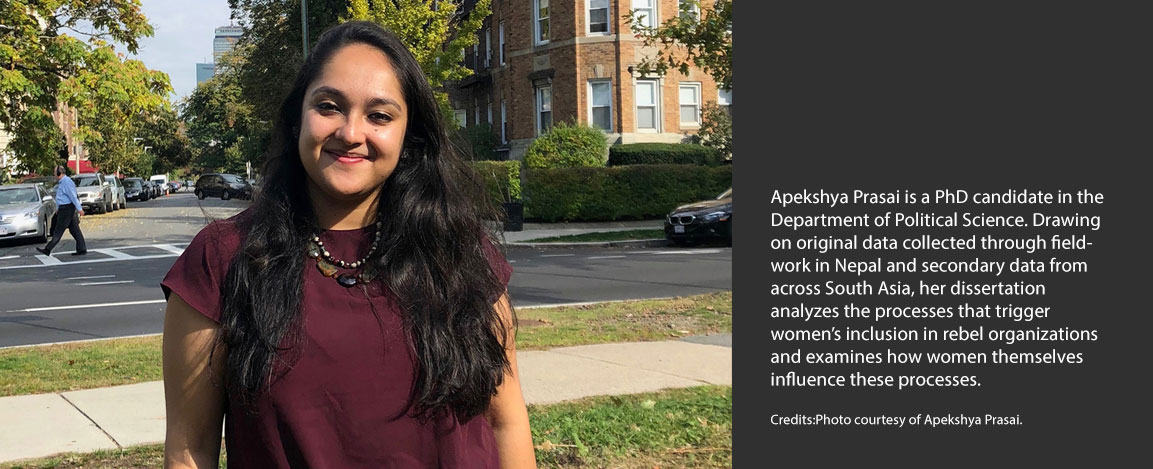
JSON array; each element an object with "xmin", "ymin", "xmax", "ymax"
[{"xmin": 37, "ymin": 166, "xmax": 87, "ymax": 256}]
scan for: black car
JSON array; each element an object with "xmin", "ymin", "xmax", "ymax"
[
  {"xmin": 664, "ymin": 188, "xmax": 732, "ymax": 246},
  {"xmin": 124, "ymin": 178, "xmax": 150, "ymax": 201},
  {"xmin": 195, "ymin": 173, "xmax": 253, "ymax": 200}
]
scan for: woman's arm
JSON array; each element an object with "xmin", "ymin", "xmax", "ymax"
[
  {"xmin": 487, "ymin": 293, "xmax": 538, "ymax": 469},
  {"xmin": 162, "ymin": 293, "xmax": 227, "ymax": 468}
]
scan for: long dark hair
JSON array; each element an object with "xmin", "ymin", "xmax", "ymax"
[{"xmin": 217, "ymin": 21, "xmax": 510, "ymax": 422}]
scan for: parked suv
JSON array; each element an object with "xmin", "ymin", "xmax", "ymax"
[
  {"xmin": 108, "ymin": 176, "xmax": 127, "ymax": 210},
  {"xmin": 70, "ymin": 173, "xmax": 114, "ymax": 214},
  {"xmin": 195, "ymin": 173, "xmax": 253, "ymax": 200}
]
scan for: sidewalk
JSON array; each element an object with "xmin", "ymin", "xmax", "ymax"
[
  {"xmin": 498, "ymin": 219, "xmax": 666, "ymax": 245},
  {"xmin": 0, "ymin": 336, "xmax": 732, "ymax": 464}
]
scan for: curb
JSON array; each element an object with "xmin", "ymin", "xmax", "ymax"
[{"xmin": 507, "ymin": 239, "xmax": 670, "ymax": 249}]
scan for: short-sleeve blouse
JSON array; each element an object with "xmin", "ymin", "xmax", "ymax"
[{"xmin": 161, "ymin": 212, "xmax": 513, "ymax": 468}]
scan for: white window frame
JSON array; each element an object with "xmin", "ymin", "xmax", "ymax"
[
  {"xmin": 534, "ymin": 0, "xmax": 550, "ymax": 45},
  {"xmin": 453, "ymin": 109, "xmax": 467, "ymax": 129},
  {"xmin": 633, "ymin": 0, "xmax": 656, "ymax": 29},
  {"xmin": 587, "ymin": 80, "xmax": 613, "ymax": 132},
  {"xmin": 484, "ymin": 27, "xmax": 491, "ymax": 67},
  {"xmin": 487, "ymin": 102, "xmax": 493, "ymax": 126},
  {"xmin": 678, "ymin": 0, "xmax": 700, "ymax": 21},
  {"xmin": 499, "ymin": 21, "xmax": 505, "ymax": 65},
  {"xmin": 634, "ymin": 79, "xmax": 661, "ymax": 133},
  {"xmin": 679, "ymin": 82, "xmax": 702, "ymax": 127},
  {"xmin": 587, "ymin": 0, "xmax": 611, "ymax": 35},
  {"xmin": 501, "ymin": 99, "xmax": 508, "ymax": 143},
  {"xmin": 536, "ymin": 85, "xmax": 553, "ymax": 135}
]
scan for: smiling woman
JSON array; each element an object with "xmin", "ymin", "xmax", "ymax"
[{"xmin": 160, "ymin": 21, "xmax": 536, "ymax": 468}]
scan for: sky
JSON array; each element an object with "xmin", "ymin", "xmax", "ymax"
[{"xmin": 121, "ymin": 1, "xmax": 237, "ymax": 103}]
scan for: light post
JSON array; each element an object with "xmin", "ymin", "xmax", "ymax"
[{"xmin": 301, "ymin": 0, "xmax": 309, "ymax": 57}]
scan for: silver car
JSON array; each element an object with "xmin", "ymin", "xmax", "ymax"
[{"xmin": 0, "ymin": 184, "xmax": 57, "ymax": 242}]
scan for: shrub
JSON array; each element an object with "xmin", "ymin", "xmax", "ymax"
[
  {"xmin": 608, "ymin": 143, "xmax": 721, "ymax": 166},
  {"xmin": 523, "ymin": 164, "xmax": 732, "ymax": 222},
  {"xmin": 470, "ymin": 160, "xmax": 522, "ymax": 203},
  {"xmin": 524, "ymin": 121, "xmax": 608, "ymax": 169},
  {"xmin": 462, "ymin": 123, "xmax": 501, "ymax": 161},
  {"xmin": 697, "ymin": 103, "xmax": 732, "ymax": 161}
]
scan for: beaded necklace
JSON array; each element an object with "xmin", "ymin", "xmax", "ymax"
[{"xmin": 307, "ymin": 221, "xmax": 382, "ymax": 287}]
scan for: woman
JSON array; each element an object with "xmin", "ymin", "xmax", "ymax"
[{"xmin": 161, "ymin": 21, "xmax": 536, "ymax": 468}]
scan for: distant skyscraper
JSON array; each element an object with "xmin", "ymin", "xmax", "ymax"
[
  {"xmin": 213, "ymin": 25, "xmax": 244, "ymax": 62},
  {"xmin": 196, "ymin": 63, "xmax": 216, "ymax": 85}
]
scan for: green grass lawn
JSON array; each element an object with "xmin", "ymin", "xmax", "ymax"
[
  {"xmin": 515, "ymin": 291, "xmax": 732, "ymax": 350},
  {"xmin": 0, "ymin": 292, "xmax": 732, "ymax": 397},
  {"xmin": 1, "ymin": 386, "xmax": 732, "ymax": 469},
  {"xmin": 520, "ymin": 229, "xmax": 665, "ymax": 243}
]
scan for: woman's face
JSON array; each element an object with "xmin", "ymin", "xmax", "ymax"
[{"xmin": 298, "ymin": 43, "xmax": 408, "ymax": 202}]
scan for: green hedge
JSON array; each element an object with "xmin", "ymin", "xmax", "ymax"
[
  {"xmin": 470, "ymin": 160, "xmax": 522, "ymax": 203},
  {"xmin": 608, "ymin": 143, "xmax": 721, "ymax": 166},
  {"xmin": 524, "ymin": 164, "xmax": 732, "ymax": 222}
]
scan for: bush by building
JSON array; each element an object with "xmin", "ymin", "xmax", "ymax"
[
  {"xmin": 608, "ymin": 143, "xmax": 722, "ymax": 166},
  {"xmin": 524, "ymin": 164, "xmax": 732, "ymax": 222},
  {"xmin": 461, "ymin": 123, "xmax": 501, "ymax": 161},
  {"xmin": 523, "ymin": 121, "xmax": 608, "ymax": 169}
]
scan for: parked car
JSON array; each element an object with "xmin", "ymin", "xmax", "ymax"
[
  {"xmin": 70, "ymin": 173, "xmax": 114, "ymax": 214},
  {"xmin": 20, "ymin": 175, "xmax": 59, "ymax": 192},
  {"xmin": 145, "ymin": 181, "xmax": 161, "ymax": 199},
  {"xmin": 107, "ymin": 176, "xmax": 127, "ymax": 210},
  {"xmin": 124, "ymin": 178, "xmax": 150, "ymax": 201},
  {"xmin": 664, "ymin": 188, "xmax": 732, "ymax": 246},
  {"xmin": 0, "ymin": 184, "xmax": 57, "ymax": 242},
  {"xmin": 195, "ymin": 173, "xmax": 253, "ymax": 200},
  {"xmin": 168, "ymin": 181, "xmax": 181, "ymax": 193}
]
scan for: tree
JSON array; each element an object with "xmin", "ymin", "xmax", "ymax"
[
  {"xmin": 227, "ymin": 0, "xmax": 349, "ymax": 120},
  {"xmin": 346, "ymin": 0, "xmax": 492, "ymax": 117},
  {"xmin": 1, "ymin": 0, "xmax": 169, "ymax": 174},
  {"xmin": 626, "ymin": 0, "xmax": 732, "ymax": 90},
  {"xmin": 180, "ymin": 48, "xmax": 259, "ymax": 175},
  {"xmin": 135, "ymin": 106, "xmax": 191, "ymax": 176}
]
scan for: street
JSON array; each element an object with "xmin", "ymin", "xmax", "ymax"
[{"xmin": 0, "ymin": 192, "xmax": 732, "ymax": 348}]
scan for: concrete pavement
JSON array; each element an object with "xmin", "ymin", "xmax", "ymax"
[{"xmin": 0, "ymin": 336, "xmax": 732, "ymax": 463}]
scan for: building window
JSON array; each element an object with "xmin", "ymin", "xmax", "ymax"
[
  {"xmin": 635, "ymin": 80, "xmax": 659, "ymax": 131},
  {"xmin": 473, "ymin": 43, "xmax": 479, "ymax": 70},
  {"xmin": 475, "ymin": 105, "xmax": 482, "ymax": 126},
  {"xmin": 501, "ymin": 99, "xmax": 507, "ymax": 143},
  {"xmin": 484, "ymin": 27, "xmax": 491, "ymax": 67},
  {"xmin": 487, "ymin": 102, "xmax": 493, "ymax": 126},
  {"xmin": 453, "ymin": 109, "xmax": 467, "ymax": 128},
  {"xmin": 499, "ymin": 21, "xmax": 505, "ymax": 65},
  {"xmin": 633, "ymin": 0, "xmax": 656, "ymax": 28},
  {"xmin": 536, "ymin": 85, "xmax": 552, "ymax": 135},
  {"xmin": 678, "ymin": 0, "xmax": 700, "ymax": 21},
  {"xmin": 718, "ymin": 88, "xmax": 732, "ymax": 115},
  {"xmin": 535, "ymin": 0, "xmax": 550, "ymax": 45},
  {"xmin": 679, "ymin": 83, "xmax": 701, "ymax": 126},
  {"xmin": 589, "ymin": 0, "xmax": 610, "ymax": 34},
  {"xmin": 588, "ymin": 80, "xmax": 613, "ymax": 131}
]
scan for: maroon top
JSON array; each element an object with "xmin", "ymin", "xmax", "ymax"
[{"xmin": 161, "ymin": 213, "xmax": 512, "ymax": 468}]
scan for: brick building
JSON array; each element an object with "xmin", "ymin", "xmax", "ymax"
[{"xmin": 449, "ymin": 0, "xmax": 730, "ymax": 161}]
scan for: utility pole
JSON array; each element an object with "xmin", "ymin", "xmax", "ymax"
[{"xmin": 301, "ymin": 0, "xmax": 309, "ymax": 57}]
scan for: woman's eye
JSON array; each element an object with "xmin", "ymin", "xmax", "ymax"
[
  {"xmin": 369, "ymin": 112, "xmax": 393, "ymax": 123},
  {"xmin": 316, "ymin": 102, "xmax": 340, "ymax": 112}
]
